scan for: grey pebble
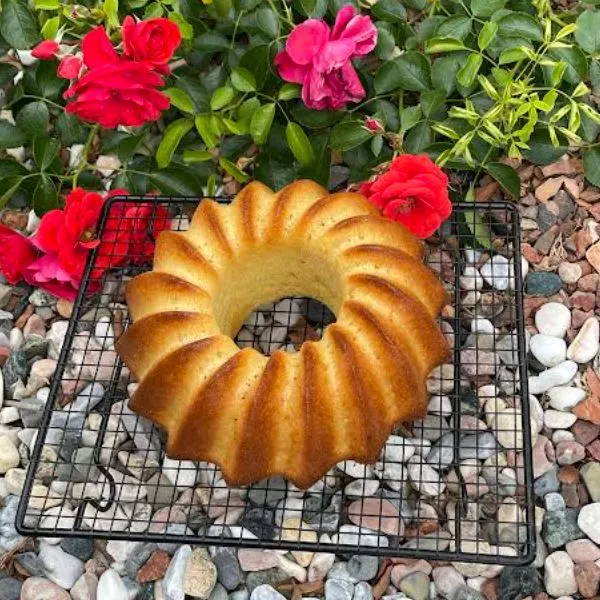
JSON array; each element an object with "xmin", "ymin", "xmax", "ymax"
[
  {"xmin": 15, "ymin": 552, "xmax": 45, "ymax": 577},
  {"xmin": 347, "ymin": 556, "xmax": 378, "ymax": 582},
  {"xmin": 60, "ymin": 537, "xmax": 95, "ymax": 561},
  {"xmin": 353, "ymin": 582, "xmax": 373, "ymax": 600},
  {"xmin": 246, "ymin": 568, "xmax": 289, "ymax": 593},
  {"xmin": 210, "ymin": 582, "xmax": 229, "ymax": 600},
  {"xmin": 325, "ymin": 579, "xmax": 355, "ymax": 600},
  {"xmin": 542, "ymin": 508, "xmax": 584, "ymax": 549},
  {"xmin": 452, "ymin": 586, "xmax": 485, "ymax": 600},
  {"xmin": 213, "ymin": 546, "xmax": 242, "ymax": 591},
  {"xmin": 534, "ymin": 467, "xmax": 560, "ymax": 498},
  {"xmin": 250, "ymin": 584, "xmax": 286, "ymax": 600},
  {"xmin": 0, "ymin": 577, "xmax": 22, "ymax": 600}
]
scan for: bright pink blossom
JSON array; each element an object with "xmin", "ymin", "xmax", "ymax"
[
  {"xmin": 23, "ymin": 254, "xmax": 81, "ymax": 301},
  {"xmin": 31, "ymin": 39, "xmax": 59, "ymax": 60},
  {"xmin": 58, "ymin": 55, "xmax": 83, "ymax": 79},
  {"xmin": 274, "ymin": 5, "xmax": 377, "ymax": 110}
]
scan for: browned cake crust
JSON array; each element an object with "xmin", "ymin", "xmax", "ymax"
[{"xmin": 115, "ymin": 180, "xmax": 450, "ymax": 488}]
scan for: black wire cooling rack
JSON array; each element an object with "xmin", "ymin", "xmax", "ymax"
[{"xmin": 16, "ymin": 195, "xmax": 535, "ymax": 565}]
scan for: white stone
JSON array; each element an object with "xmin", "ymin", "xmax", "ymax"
[
  {"xmin": 97, "ymin": 569, "xmax": 128, "ymax": 600},
  {"xmin": 308, "ymin": 548, "xmax": 335, "ymax": 582},
  {"xmin": 460, "ymin": 266, "xmax": 484, "ymax": 291},
  {"xmin": 492, "ymin": 409, "xmax": 524, "ymax": 450},
  {"xmin": 0, "ymin": 407, "xmax": 19, "ymax": 424},
  {"xmin": 381, "ymin": 436, "xmax": 415, "ymax": 463},
  {"xmin": 95, "ymin": 317, "xmax": 115, "ymax": 350},
  {"xmin": 471, "ymin": 318, "xmax": 496, "ymax": 334},
  {"xmin": 71, "ymin": 573, "xmax": 98, "ymax": 600},
  {"xmin": 372, "ymin": 462, "xmax": 406, "ymax": 491},
  {"xmin": 407, "ymin": 456, "xmax": 445, "ymax": 496},
  {"xmin": 530, "ymin": 394, "xmax": 544, "ymax": 432},
  {"xmin": 162, "ymin": 458, "xmax": 197, "ymax": 490},
  {"xmin": 464, "ymin": 248, "xmax": 482, "ymax": 264},
  {"xmin": 106, "ymin": 540, "xmax": 143, "ymax": 563},
  {"xmin": 530, "ymin": 334, "xmax": 567, "ymax": 367},
  {"xmin": 39, "ymin": 544, "xmax": 85, "ymax": 589},
  {"xmin": 559, "ymin": 262, "xmax": 583, "ymax": 284},
  {"xmin": 529, "ymin": 361, "xmax": 578, "ymax": 394},
  {"xmin": 578, "ymin": 503, "xmax": 600, "ymax": 544},
  {"xmin": 480, "ymin": 255, "xmax": 510, "ymax": 290},
  {"xmin": 337, "ymin": 460, "xmax": 374, "ymax": 479},
  {"xmin": 544, "ymin": 551, "xmax": 577, "ymax": 597},
  {"xmin": 95, "ymin": 154, "xmax": 121, "ymax": 177},
  {"xmin": 432, "ymin": 566, "xmax": 465, "ymax": 599},
  {"xmin": 344, "ymin": 479, "xmax": 380, "ymax": 499},
  {"xmin": 69, "ymin": 144, "xmax": 86, "ymax": 169},
  {"xmin": 250, "ymin": 585, "xmax": 286, "ymax": 600},
  {"xmin": 567, "ymin": 317, "xmax": 600, "ymax": 363},
  {"xmin": 553, "ymin": 430, "xmax": 575, "ymax": 443},
  {"xmin": 332, "ymin": 525, "xmax": 389, "ymax": 548},
  {"xmin": 535, "ymin": 303, "xmax": 571, "ymax": 338},
  {"xmin": 547, "ymin": 386, "xmax": 587, "ymax": 411},
  {"xmin": 9, "ymin": 328, "xmax": 23, "ymax": 351},
  {"xmin": 163, "ymin": 545, "xmax": 192, "ymax": 600},
  {"xmin": 544, "ymin": 410, "xmax": 578, "ymax": 429},
  {"xmin": 428, "ymin": 395, "xmax": 452, "ymax": 416},
  {"xmin": 0, "ymin": 435, "xmax": 20, "ymax": 474}
]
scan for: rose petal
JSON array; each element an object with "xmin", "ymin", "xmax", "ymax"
[
  {"xmin": 81, "ymin": 26, "xmax": 120, "ymax": 69},
  {"xmin": 286, "ymin": 19, "xmax": 329, "ymax": 65},
  {"xmin": 274, "ymin": 50, "xmax": 309, "ymax": 84}
]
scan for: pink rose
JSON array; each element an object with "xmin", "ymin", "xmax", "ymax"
[
  {"xmin": 31, "ymin": 39, "xmax": 59, "ymax": 60},
  {"xmin": 274, "ymin": 5, "xmax": 377, "ymax": 110}
]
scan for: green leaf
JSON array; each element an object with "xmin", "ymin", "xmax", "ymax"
[
  {"xmin": 400, "ymin": 105, "xmax": 422, "ymax": 131},
  {"xmin": 278, "ymin": 83, "xmax": 301, "ymax": 100},
  {"xmin": 371, "ymin": 0, "xmax": 406, "ymax": 23},
  {"xmin": 499, "ymin": 47, "xmax": 528, "ymax": 65},
  {"xmin": 164, "ymin": 88, "xmax": 195, "ymax": 113},
  {"xmin": 549, "ymin": 47, "xmax": 588, "ymax": 84},
  {"xmin": 150, "ymin": 167, "xmax": 204, "ymax": 196},
  {"xmin": 436, "ymin": 15, "xmax": 472, "ymax": 40},
  {"xmin": 478, "ymin": 21, "xmax": 498, "ymax": 50},
  {"xmin": 0, "ymin": 64, "xmax": 17, "ymax": 86},
  {"xmin": 374, "ymin": 51, "xmax": 431, "ymax": 93},
  {"xmin": 33, "ymin": 136, "xmax": 59, "ymax": 170},
  {"xmin": 0, "ymin": 159, "xmax": 28, "ymax": 179},
  {"xmin": 420, "ymin": 89, "xmax": 446, "ymax": 118},
  {"xmin": 238, "ymin": 97, "xmax": 261, "ymax": 126},
  {"xmin": 249, "ymin": 102, "xmax": 275, "ymax": 144},
  {"xmin": 330, "ymin": 119, "xmax": 371, "ymax": 151},
  {"xmin": 40, "ymin": 16, "xmax": 60, "ymax": 40},
  {"xmin": 0, "ymin": 0, "xmax": 38, "ymax": 49},
  {"xmin": 457, "ymin": 53, "xmax": 482, "ymax": 88},
  {"xmin": 497, "ymin": 12, "xmax": 542, "ymax": 41},
  {"xmin": 404, "ymin": 121, "xmax": 433, "ymax": 153},
  {"xmin": 35, "ymin": 0, "xmax": 60, "ymax": 9},
  {"xmin": 300, "ymin": 130, "xmax": 329, "ymax": 186},
  {"xmin": 230, "ymin": 67, "xmax": 256, "ymax": 93},
  {"xmin": 36, "ymin": 59, "xmax": 66, "ymax": 100},
  {"xmin": 168, "ymin": 13, "xmax": 193, "ymax": 40},
  {"xmin": 143, "ymin": 2, "xmax": 163, "ymax": 17},
  {"xmin": 219, "ymin": 157, "xmax": 249, "ymax": 183},
  {"xmin": 463, "ymin": 208, "xmax": 493, "ymax": 249},
  {"xmin": 239, "ymin": 45, "xmax": 271, "ymax": 90},
  {"xmin": 471, "ymin": 0, "xmax": 506, "ymax": 17},
  {"xmin": 285, "ymin": 122, "xmax": 315, "ymax": 167},
  {"xmin": 256, "ymin": 7, "xmax": 279, "ymax": 38},
  {"xmin": 431, "ymin": 54, "xmax": 463, "ymax": 95},
  {"xmin": 183, "ymin": 149, "xmax": 213, "ymax": 163},
  {"xmin": 32, "ymin": 173, "xmax": 58, "ymax": 216},
  {"xmin": 485, "ymin": 162, "xmax": 520, "ymax": 198},
  {"xmin": 523, "ymin": 129, "xmax": 568, "ymax": 165},
  {"xmin": 206, "ymin": 174, "xmax": 217, "ymax": 196},
  {"xmin": 375, "ymin": 22, "xmax": 395, "ymax": 59},
  {"xmin": 583, "ymin": 147, "xmax": 600, "ymax": 187},
  {"xmin": 222, "ymin": 118, "xmax": 247, "ymax": 135},
  {"xmin": 576, "ymin": 10, "xmax": 600, "ymax": 54},
  {"xmin": 592, "ymin": 61, "xmax": 600, "ymax": 94},
  {"xmin": 425, "ymin": 37, "xmax": 466, "ymax": 53},
  {"xmin": 193, "ymin": 31, "xmax": 230, "ymax": 52},
  {"xmin": 103, "ymin": 0, "xmax": 119, "ymax": 28},
  {"xmin": 290, "ymin": 105, "xmax": 343, "ymax": 129},
  {"xmin": 15, "ymin": 101, "xmax": 49, "ymax": 138},
  {"xmin": 155, "ymin": 118, "xmax": 193, "ymax": 169},
  {"xmin": 0, "ymin": 176, "xmax": 24, "ymax": 210},
  {"xmin": 210, "ymin": 86, "xmax": 235, "ymax": 110},
  {"xmin": 0, "ymin": 121, "xmax": 27, "ymax": 149},
  {"xmin": 55, "ymin": 112, "xmax": 87, "ymax": 145},
  {"xmin": 213, "ymin": 0, "xmax": 231, "ymax": 17}
]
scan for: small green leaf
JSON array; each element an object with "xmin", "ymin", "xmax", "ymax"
[
  {"xmin": 437, "ymin": 15, "xmax": 472, "ymax": 40},
  {"xmin": 374, "ymin": 51, "xmax": 431, "ymax": 93},
  {"xmin": 40, "ymin": 16, "xmax": 60, "ymax": 40},
  {"xmin": 583, "ymin": 147, "xmax": 600, "ymax": 187},
  {"xmin": 219, "ymin": 157, "xmax": 249, "ymax": 183},
  {"xmin": 250, "ymin": 102, "xmax": 276, "ymax": 145},
  {"xmin": 549, "ymin": 47, "xmax": 588, "ymax": 84},
  {"xmin": 16, "ymin": 101, "xmax": 49, "ymax": 138},
  {"xmin": 575, "ymin": 10, "xmax": 600, "ymax": 54},
  {"xmin": 457, "ymin": 53, "xmax": 482, "ymax": 88},
  {"xmin": 256, "ymin": 7, "xmax": 279, "ymax": 38},
  {"xmin": 230, "ymin": 67, "xmax": 256, "ymax": 93},
  {"xmin": 195, "ymin": 114, "xmax": 219, "ymax": 148},
  {"xmin": 151, "ymin": 167, "xmax": 204, "ymax": 196},
  {"xmin": 103, "ymin": 0, "xmax": 119, "ymax": 28},
  {"xmin": 285, "ymin": 122, "xmax": 315, "ymax": 167},
  {"xmin": 375, "ymin": 23, "xmax": 395, "ymax": 59},
  {"xmin": 464, "ymin": 209, "xmax": 494, "ymax": 249},
  {"xmin": 0, "ymin": 0, "xmax": 38, "ymax": 49},
  {"xmin": 499, "ymin": 47, "xmax": 528, "ymax": 65},
  {"xmin": 471, "ymin": 0, "xmax": 506, "ymax": 17},
  {"xmin": 183, "ymin": 149, "xmax": 213, "ymax": 163},
  {"xmin": 56, "ymin": 112, "xmax": 87, "ymax": 145},
  {"xmin": 35, "ymin": 0, "xmax": 60, "ymax": 9},
  {"xmin": 478, "ymin": 21, "xmax": 498, "ymax": 50},
  {"xmin": 238, "ymin": 97, "xmax": 261, "ymax": 125},
  {"xmin": 210, "ymin": 86, "xmax": 235, "ymax": 111},
  {"xmin": 193, "ymin": 31, "xmax": 230, "ymax": 52},
  {"xmin": 278, "ymin": 83, "xmax": 301, "ymax": 100},
  {"xmin": 431, "ymin": 54, "xmax": 463, "ymax": 95},
  {"xmin": 371, "ymin": 0, "xmax": 407, "ymax": 23},
  {"xmin": 523, "ymin": 129, "xmax": 568, "ymax": 165},
  {"xmin": 330, "ymin": 120, "xmax": 371, "ymax": 151},
  {"xmin": 213, "ymin": 0, "xmax": 231, "ymax": 16},
  {"xmin": 591, "ymin": 61, "xmax": 600, "ymax": 94},
  {"xmin": 425, "ymin": 37, "xmax": 466, "ymax": 53},
  {"xmin": 33, "ymin": 136, "xmax": 59, "ymax": 171},
  {"xmin": 497, "ymin": 12, "xmax": 542, "ymax": 41},
  {"xmin": 0, "ymin": 176, "xmax": 24, "ymax": 210},
  {"xmin": 143, "ymin": 2, "xmax": 163, "ymax": 17},
  {"xmin": 155, "ymin": 118, "xmax": 193, "ymax": 169},
  {"xmin": 0, "ymin": 121, "xmax": 27, "ymax": 150},
  {"xmin": 169, "ymin": 13, "xmax": 193, "ymax": 39},
  {"xmin": 164, "ymin": 88, "xmax": 195, "ymax": 113},
  {"xmin": 420, "ymin": 90, "xmax": 446, "ymax": 118},
  {"xmin": 222, "ymin": 117, "xmax": 247, "ymax": 135},
  {"xmin": 32, "ymin": 173, "xmax": 58, "ymax": 216},
  {"xmin": 401, "ymin": 106, "xmax": 422, "ymax": 131},
  {"xmin": 485, "ymin": 162, "xmax": 520, "ymax": 198}
]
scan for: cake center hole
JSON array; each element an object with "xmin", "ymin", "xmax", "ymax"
[{"xmin": 234, "ymin": 297, "xmax": 336, "ymax": 356}]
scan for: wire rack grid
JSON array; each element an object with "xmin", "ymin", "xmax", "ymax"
[{"xmin": 16, "ymin": 195, "xmax": 535, "ymax": 565}]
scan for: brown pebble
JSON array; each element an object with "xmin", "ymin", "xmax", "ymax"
[
  {"xmin": 23, "ymin": 313, "xmax": 46, "ymax": 338},
  {"xmin": 533, "ymin": 593, "xmax": 550, "ymax": 600},
  {"xmin": 588, "ymin": 439, "xmax": 600, "ymax": 461},
  {"xmin": 573, "ymin": 309, "xmax": 595, "ymax": 330},
  {"xmin": 136, "ymin": 550, "xmax": 171, "ymax": 583},
  {"xmin": 572, "ymin": 291, "xmax": 597, "ymax": 312},
  {"xmin": 580, "ymin": 274, "xmax": 599, "ymax": 292},
  {"xmin": 575, "ymin": 561, "xmax": 600, "ymax": 598},
  {"xmin": 562, "ymin": 483, "xmax": 581, "ymax": 507},
  {"xmin": 14, "ymin": 304, "xmax": 34, "ymax": 329},
  {"xmin": 481, "ymin": 577, "xmax": 499, "ymax": 600},
  {"xmin": 56, "ymin": 298, "xmax": 74, "ymax": 318},
  {"xmin": 572, "ymin": 420, "xmax": 600, "ymax": 446},
  {"xmin": 559, "ymin": 465, "xmax": 581, "ymax": 484}
]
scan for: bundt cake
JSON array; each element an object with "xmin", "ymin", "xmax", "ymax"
[{"xmin": 115, "ymin": 180, "xmax": 450, "ymax": 488}]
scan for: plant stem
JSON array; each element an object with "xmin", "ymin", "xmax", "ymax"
[{"xmin": 72, "ymin": 124, "xmax": 99, "ymax": 188}]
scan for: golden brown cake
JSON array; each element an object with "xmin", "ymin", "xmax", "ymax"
[{"xmin": 115, "ymin": 180, "xmax": 450, "ymax": 488}]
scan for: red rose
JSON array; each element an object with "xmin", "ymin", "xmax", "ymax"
[
  {"xmin": 0, "ymin": 224, "xmax": 39, "ymax": 284},
  {"xmin": 360, "ymin": 154, "xmax": 451, "ymax": 239},
  {"xmin": 31, "ymin": 39, "xmax": 59, "ymax": 60},
  {"xmin": 81, "ymin": 26, "xmax": 119, "ymax": 68},
  {"xmin": 58, "ymin": 55, "xmax": 83, "ymax": 79},
  {"xmin": 122, "ymin": 16, "xmax": 181, "ymax": 72},
  {"xmin": 63, "ymin": 61, "xmax": 170, "ymax": 128}
]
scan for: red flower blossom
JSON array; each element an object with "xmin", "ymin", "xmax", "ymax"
[
  {"xmin": 364, "ymin": 117, "xmax": 384, "ymax": 134},
  {"xmin": 122, "ymin": 16, "xmax": 181, "ymax": 73},
  {"xmin": 0, "ymin": 224, "xmax": 39, "ymax": 284},
  {"xmin": 360, "ymin": 154, "xmax": 451, "ymax": 239},
  {"xmin": 58, "ymin": 55, "xmax": 83, "ymax": 79},
  {"xmin": 31, "ymin": 39, "xmax": 59, "ymax": 60}
]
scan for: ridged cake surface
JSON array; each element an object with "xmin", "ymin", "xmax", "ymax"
[{"xmin": 115, "ymin": 180, "xmax": 450, "ymax": 488}]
